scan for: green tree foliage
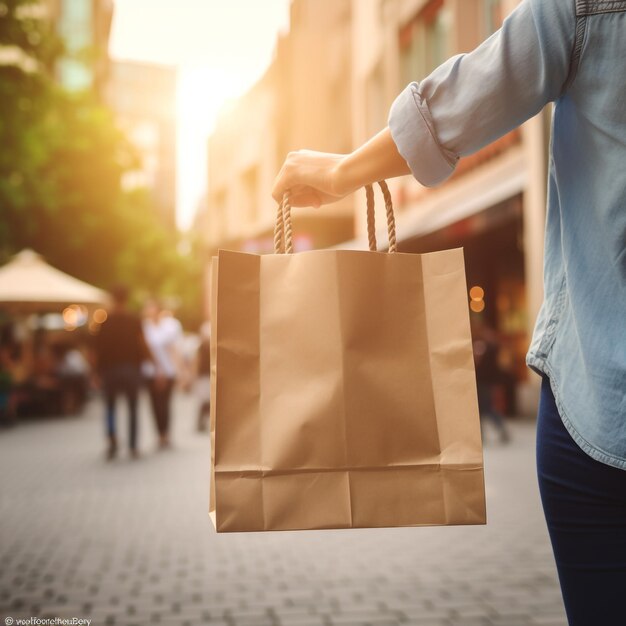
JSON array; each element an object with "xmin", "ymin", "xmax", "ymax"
[
  {"xmin": 0, "ymin": 0, "xmax": 203, "ymax": 329},
  {"xmin": 0, "ymin": 0, "xmax": 62, "ymax": 248}
]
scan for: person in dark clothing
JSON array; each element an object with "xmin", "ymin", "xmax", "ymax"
[
  {"xmin": 194, "ymin": 322, "xmax": 211, "ymax": 432},
  {"xmin": 95, "ymin": 285, "xmax": 151, "ymax": 460},
  {"xmin": 473, "ymin": 322, "xmax": 511, "ymax": 444}
]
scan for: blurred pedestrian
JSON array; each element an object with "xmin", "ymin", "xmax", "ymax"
[
  {"xmin": 194, "ymin": 322, "xmax": 211, "ymax": 433},
  {"xmin": 272, "ymin": 1, "xmax": 626, "ymax": 621},
  {"xmin": 2, "ymin": 341, "xmax": 31, "ymax": 418},
  {"xmin": 95, "ymin": 285, "xmax": 149, "ymax": 460},
  {"xmin": 142, "ymin": 299, "xmax": 182, "ymax": 449},
  {"xmin": 52, "ymin": 341, "xmax": 90, "ymax": 414},
  {"xmin": 473, "ymin": 322, "xmax": 511, "ymax": 444},
  {"xmin": 0, "ymin": 343, "xmax": 16, "ymax": 426}
]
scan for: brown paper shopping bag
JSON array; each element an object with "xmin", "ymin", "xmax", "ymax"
[{"xmin": 209, "ymin": 181, "xmax": 485, "ymax": 532}]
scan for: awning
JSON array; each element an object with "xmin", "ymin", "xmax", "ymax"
[{"xmin": 0, "ymin": 249, "xmax": 110, "ymax": 312}]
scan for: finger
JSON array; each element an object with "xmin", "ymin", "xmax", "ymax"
[
  {"xmin": 273, "ymin": 174, "xmax": 314, "ymax": 206},
  {"xmin": 288, "ymin": 190, "xmax": 322, "ymax": 208},
  {"xmin": 272, "ymin": 168, "xmax": 287, "ymax": 203},
  {"xmin": 272, "ymin": 155, "xmax": 298, "ymax": 202}
]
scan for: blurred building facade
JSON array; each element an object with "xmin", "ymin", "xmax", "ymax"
[
  {"xmin": 350, "ymin": 0, "xmax": 546, "ymax": 413},
  {"xmin": 44, "ymin": 1, "xmax": 177, "ymax": 229},
  {"xmin": 104, "ymin": 60, "xmax": 178, "ymax": 229},
  {"xmin": 200, "ymin": 0, "xmax": 354, "ymax": 256},
  {"xmin": 46, "ymin": 0, "xmax": 114, "ymax": 93},
  {"xmin": 203, "ymin": 0, "xmax": 548, "ymax": 413}
]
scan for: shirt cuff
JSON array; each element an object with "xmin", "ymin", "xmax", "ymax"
[{"xmin": 388, "ymin": 82, "xmax": 458, "ymax": 187}]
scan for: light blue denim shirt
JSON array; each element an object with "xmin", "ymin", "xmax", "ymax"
[{"xmin": 389, "ymin": 0, "xmax": 626, "ymax": 469}]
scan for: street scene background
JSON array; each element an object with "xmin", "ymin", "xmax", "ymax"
[{"xmin": 1, "ymin": 0, "xmax": 563, "ymax": 624}]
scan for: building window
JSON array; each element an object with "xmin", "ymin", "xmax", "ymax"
[
  {"xmin": 483, "ymin": 0, "xmax": 505, "ymax": 37},
  {"xmin": 399, "ymin": 0, "xmax": 449, "ymax": 84},
  {"xmin": 57, "ymin": 0, "xmax": 93, "ymax": 91}
]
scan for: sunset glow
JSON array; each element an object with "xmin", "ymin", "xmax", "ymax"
[{"xmin": 109, "ymin": 0, "xmax": 291, "ymax": 229}]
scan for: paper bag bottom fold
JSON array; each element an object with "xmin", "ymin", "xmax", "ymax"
[{"xmin": 213, "ymin": 464, "xmax": 486, "ymax": 532}]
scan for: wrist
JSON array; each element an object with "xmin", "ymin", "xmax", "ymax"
[
  {"xmin": 331, "ymin": 154, "xmax": 358, "ymax": 197},
  {"xmin": 333, "ymin": 128, "xmax": 411, "ymax": 197}
]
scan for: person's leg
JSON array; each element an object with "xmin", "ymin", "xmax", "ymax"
[
  {"xmin": 536, "ymin": 375, "xmax": 626, "ymax": 626},
  {"xmin": 477, "ymin": 382, "xmax": 489, "ymax": 440},
  {"xmin": 147, "ymin": 378, "xmax": 163, "ymax": 436},
  {"xmin": 197, "ymin": 401, "xmax": 210, "ymax": 432},
  {"xmin": 102, "ymin": 372, "xmax": 118, "ymax": 460},
  {"xmin": 196, "ymin": 376, "xmax": 211, "ymax": 432},
  {"xmin": 148, "ymin": 378, "xmax": 171, "ymax": 447},
  {"xmin": 477, "ymin": 382, "xmax": 509, "ymax": 443},
  {"xmin": 486, "ymin": 400, "xmax": 510, "ymax": 443},
  {"xmin": 122, "ymin": 368, "xmax": 139, "ymax": 456},
  {"xmin": 159, "ymin": 378, "xmax": 174, "ymax": 445}
]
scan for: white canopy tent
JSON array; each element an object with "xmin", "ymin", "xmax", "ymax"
[{"xmin": 0, "ymin": 249, "xmax": 109, "ymax": 312}]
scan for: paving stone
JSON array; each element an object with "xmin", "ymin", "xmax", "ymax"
[
  {"xmin": 449, "ymin": 619, "xmax": 490, "ymax": 626},
  {"xmin": 488, "ymin": 618, "xmax": 531, "ymax": 626},
  {"xmin": 275, "ymin": 615, "xmax": 328, "ymax": 626},
  {"xmin": 328, "ymin": 613, "xmax": 399, "ymax": 625},
  {"xmin": 530, "ymin": 617, "xmax": 568, "ymax": 626},
  {"xmin": 230, "ymin": 619, "xmax": 276, "ymax": 626}
]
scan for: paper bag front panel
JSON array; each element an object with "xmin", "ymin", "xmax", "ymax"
[{"xmin": 213, "ymin": 248, "xmax": 485, "ymax": 531}]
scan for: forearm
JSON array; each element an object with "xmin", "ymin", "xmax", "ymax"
[
  {"xmin": 272, "ymin": 127, "xmax": 410, "ymax": 206},
  {"xmin": 335, "ymin": 127, "xmax": 410, "ymax": 195}
]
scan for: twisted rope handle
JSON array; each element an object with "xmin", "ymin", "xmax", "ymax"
[
  {"xmin": 365, "ymin": 184, "xmax": 377, "ymax": 252},
  {"xmin": 274, "ymin": 182, "xmax": 396, "ymax": 254},
  {"xmin": 282, "ymin": 190, "xmax": 293, "ymax": 254},
  {"xmin": 273, "ymin": 190, "xmax": 293, "ymax": 254},
  {"xmin": 365, "ymin": 180, "xmax": 397, "ymax": 253},
  {"xmin": 273, "ymin": 198, "xmax": 285, "ymax": 254}
]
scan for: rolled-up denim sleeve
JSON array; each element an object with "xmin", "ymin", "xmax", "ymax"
[{"xmin": 389, "ymin": 0, "xmax": 576, "ymax": 187}]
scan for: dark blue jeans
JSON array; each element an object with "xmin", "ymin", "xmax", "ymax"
[
  {"xmin": 102, "ymin": 365, "xmax": 140, "ymax": 450},
  {"xmin": 537, "ymin": 376, "xmax": 626, "ymax": 626}
]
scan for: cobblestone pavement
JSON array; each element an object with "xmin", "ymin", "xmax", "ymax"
[{"xmin": 0, "ymin": 391, "xmax": 567, "ymax": 626}]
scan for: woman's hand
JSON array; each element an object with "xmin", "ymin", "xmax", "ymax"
[
  {"xmin": 271, "ymin": 150, "xmax": 354, "ymax": 208},
  {"xmin": 272, "ymin": 128, "xmax": 411, "ymax": 207}
]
